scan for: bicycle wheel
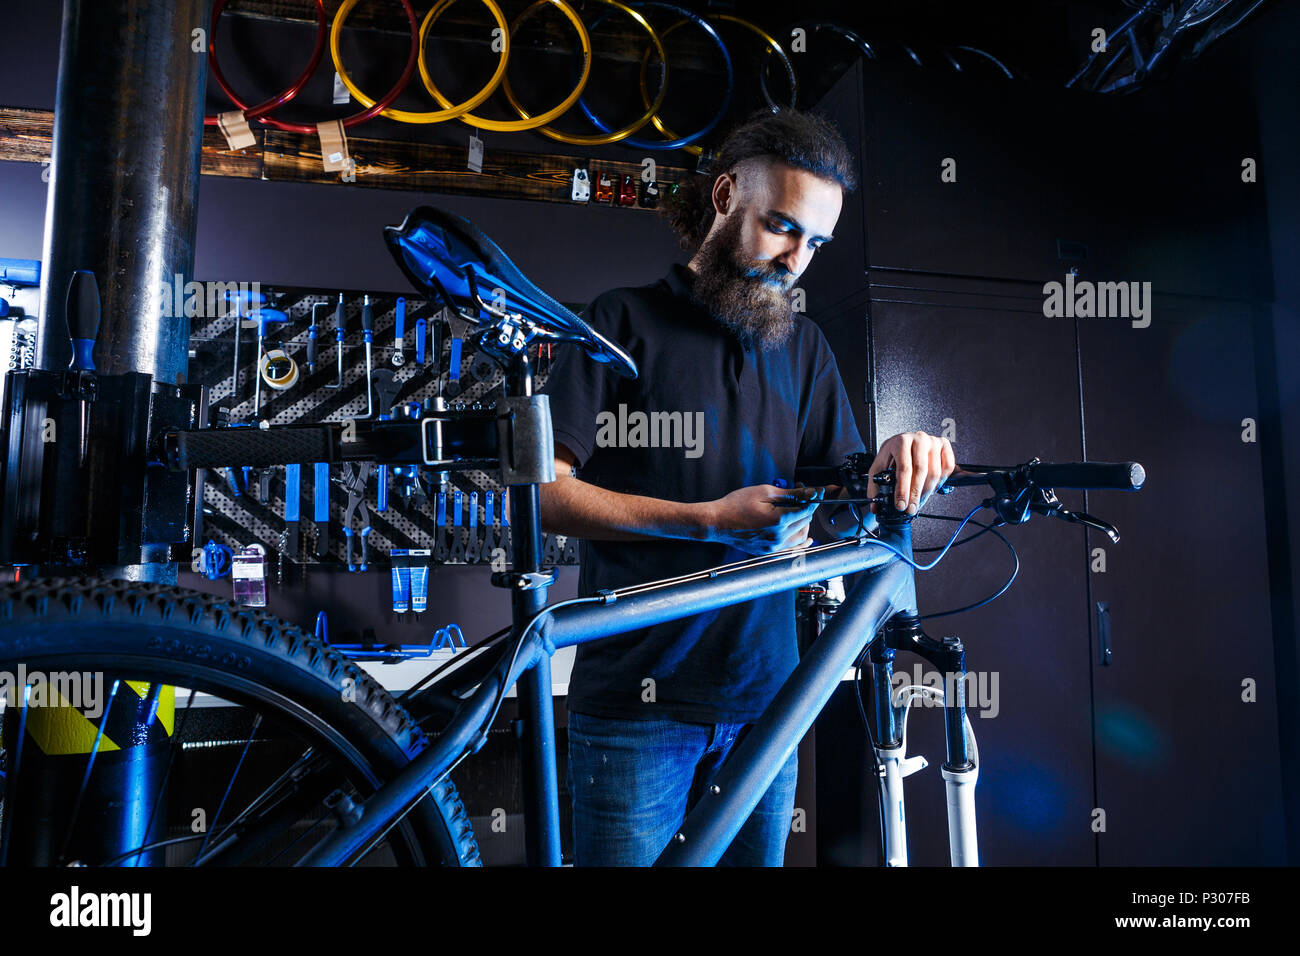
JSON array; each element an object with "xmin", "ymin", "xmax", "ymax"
[{"xmin": 0, "ymin": 577, "xmax": 481, "ymax": 867}]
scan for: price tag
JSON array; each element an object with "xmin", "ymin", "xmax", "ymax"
[
  {"xmin": 468, "ymin": 134, "xmax": 484, "ymax": 173},
  {"xmin": 317, "ymin": 120, "xmax": 352, "ymax": 173},
  {"xmin": 332, "ymin": 71, "xmax": 351, "ymax": 105},
  {"xmin": 231, "ymin": 546, "xmax": 267, "ymax": 607}
]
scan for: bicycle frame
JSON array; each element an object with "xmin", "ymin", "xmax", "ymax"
[
  {"xmin": 298, "ymin": 502, "xmax": 973, "ymax": 866},
  {"xmin": 290, "ymin": 333, "xmax": 999, "ymax": 867}
]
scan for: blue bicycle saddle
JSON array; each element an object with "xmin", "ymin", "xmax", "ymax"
[{"xmin": 384, "ymin": 206, "xmax": 638, "ymax": 380}]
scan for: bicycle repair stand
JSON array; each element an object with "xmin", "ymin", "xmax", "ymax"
[
  {"xmin": 492, "ymin": 346, "xmax": 564, "ymax": 868},
  {"xmin": 401, "ymin": 259, "xmax": 566, "ymax": 867}
]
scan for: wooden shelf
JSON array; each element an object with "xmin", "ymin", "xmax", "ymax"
[{"xmin": 1, "ymin": 106, "xmax": 690, "ymax": 208}]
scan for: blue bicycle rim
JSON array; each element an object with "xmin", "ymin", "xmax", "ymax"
[{"xmin": 574, "ymin": 0, "xmax": 733, "ymax": 152}]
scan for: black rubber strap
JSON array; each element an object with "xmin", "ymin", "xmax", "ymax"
[{"xmin": 168, "ymin": 425, "xmax": 334, "ymax": 470}]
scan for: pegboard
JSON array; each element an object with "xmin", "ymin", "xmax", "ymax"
[{"xmin": 188, "ymin": 285, "xmax": 577, "ymax": 571}]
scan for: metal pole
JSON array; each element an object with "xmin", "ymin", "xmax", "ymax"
[
  {"xmin": 505, "ymin": 356, "xmax": 562, "ymax": 867},
  {"xmin": 38, "ymin": 0, "xmax": 211, "ymax": 394},
  {"xmin": 13, "ymin": 0, "xmax": 212, "ymax": 866}
]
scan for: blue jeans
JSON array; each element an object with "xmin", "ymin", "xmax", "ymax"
[{"xmin": 566, "ymin": 710, "xmax": 799, "ymax": 866}]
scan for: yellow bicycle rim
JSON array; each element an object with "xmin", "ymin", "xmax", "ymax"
[
  {"xmin": 422, "ymin": 0, "xmax": 593, "ymax": 133},
  {"xmin": 331, "ymin": 0, "xmax": 510, "ymax": 124},
  {"xmin": 500, "ymin": 0, "xmax": 668, "ymax": 147}
]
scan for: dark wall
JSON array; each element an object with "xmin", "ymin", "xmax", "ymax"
[{"xmin": 1242, "ymin": 0, "xmax": 1300, "ymax": 866}]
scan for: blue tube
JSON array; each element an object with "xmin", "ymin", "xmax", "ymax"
[
  {"xmin": 410, "ymin": 550, "xmax": 431, "ymax": 612},
  {"xmin": 390, "ymin": 550, "xmax": 411, "ymax": 613}
]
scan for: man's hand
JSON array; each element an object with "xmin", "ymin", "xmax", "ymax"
[
  {"xmin": 867, "ymin": 431, "xmax": 956, "ymax": 515},
  {"xmin": 704, "ymin": 484, "xmax": 825, "ymax": 556}
]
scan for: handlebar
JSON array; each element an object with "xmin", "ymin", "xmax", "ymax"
[
  {"xmin": 816, "ymin": 453, "xmax": 1146, "ymax": 544},
  {"xmin": 948, "ymin": 460, "xmax": 1145, "ymax": 492},
  {"xmin": 829, "ymin": 453, "xmax": 1144, "ymax": 498}
]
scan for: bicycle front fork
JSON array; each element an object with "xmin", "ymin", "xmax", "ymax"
[{"xmin": 869, "ymin": 613, "xmax": 979, "ymax": 866}]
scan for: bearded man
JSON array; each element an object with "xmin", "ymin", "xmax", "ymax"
[{"xmin": 539, "ymin": 108, "xmax": 955, "ymax": 866}]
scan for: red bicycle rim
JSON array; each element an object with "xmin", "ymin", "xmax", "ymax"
[
  {"xmin": 209, "ymin": 0, "xmax": 421, "ymax": 134},
  {"xmin": 205, "ymin": 0, "xmax": 328, "ymax": 127}
]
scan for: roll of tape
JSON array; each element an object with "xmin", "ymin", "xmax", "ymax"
[{"xmin": 260, "ymin": 348, "xmax": 300, "ymax": 390}]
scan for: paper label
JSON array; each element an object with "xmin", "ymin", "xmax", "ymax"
[
  {"xmin": 216, "ymin": 110, "xmax": 256, "ymax": 151},
  {"xmin": 317, "ymin": 120, "xmax": 351, "ymax": 173}
]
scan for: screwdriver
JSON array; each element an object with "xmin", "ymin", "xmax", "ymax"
[{"xmin": 392, "ymin": 296, "xmax": 406, "ymax": 367}]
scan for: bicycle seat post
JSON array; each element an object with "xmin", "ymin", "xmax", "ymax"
[{"xmin": 499, "ymin": 350, "xmax": 563, "ymax": 867}]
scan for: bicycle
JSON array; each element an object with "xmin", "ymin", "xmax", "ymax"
[{"xmin": 0, "ymin": 205, "xmax": 1144, "ymax": 866}]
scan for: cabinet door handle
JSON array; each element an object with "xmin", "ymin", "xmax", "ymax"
[{"xmin": 1097, "ymin": 601, "xmax": 1112, "ymax": 666}]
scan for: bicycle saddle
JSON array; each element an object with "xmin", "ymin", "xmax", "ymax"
[{"xmin": 383, "ymin": 205, "xmax": 638, "ymax": 380}]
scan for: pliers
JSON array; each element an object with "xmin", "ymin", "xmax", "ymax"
[{"xmin": 337, "ymin": 461, "xmax": 376, "ymax": 572}]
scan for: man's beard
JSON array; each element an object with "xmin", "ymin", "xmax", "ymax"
[{"xmin": 687, "ymin": 211, "xmax": 797, "ymax": 350}]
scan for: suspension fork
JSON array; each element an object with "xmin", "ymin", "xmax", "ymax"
[{"xmin": 872, "ymin": 612, "xmax": 978, "ymax": 866}]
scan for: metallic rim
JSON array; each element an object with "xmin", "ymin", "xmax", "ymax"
[
  {"xmin": 422, "ymin": 0, "xmax": 593, "ymax": 133},
  {"xmin": 332, "ymin": 0, "xmax": 512, "ymax": 124}
]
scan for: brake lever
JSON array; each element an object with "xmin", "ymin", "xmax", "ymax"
[
  {"xmin": 1029, "ymin": 489, "xmax": 1121, "ymax": 543},
  {"xmin": 1052, "ymin": 507, "xmax": 1120, "ymax": 544}
]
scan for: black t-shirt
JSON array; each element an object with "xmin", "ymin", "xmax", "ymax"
[{"xmin": 542, "ymin": 262, "xmax": 865, "ymax": 724}]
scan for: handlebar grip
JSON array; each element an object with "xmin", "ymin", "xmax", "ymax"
[{"xmin": 1028, "ymin": 461, "xmax": 1145, "ymax": 490}]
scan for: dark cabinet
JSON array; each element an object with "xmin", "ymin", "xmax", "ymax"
[
  {"xmin": 807, "ymin": 58, "xmax": 1284, "ymax": 866},
  {"xmin": 1079, "ymin": 300, "xmax": 1285, "ymax": 865},
  {"xmin": 860, "ymin": 276, "xmax": 1096, "ymax": 867},
  {"xmin": 852, "ymin": 60, "xmax": 1269, "ymax": 300}
]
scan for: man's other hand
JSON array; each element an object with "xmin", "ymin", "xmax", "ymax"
[{"xmin": 704, "ymin": 484, "xmax": 824, "ymax": 556}]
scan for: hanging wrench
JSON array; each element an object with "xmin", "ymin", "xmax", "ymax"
[
  {"xmin": 361, "ymin": 294, "xmax": 374, "ymax": 417},
  {"xmin": 327, "ymin": 293, "xmax": 345, "ymax": 389}
]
